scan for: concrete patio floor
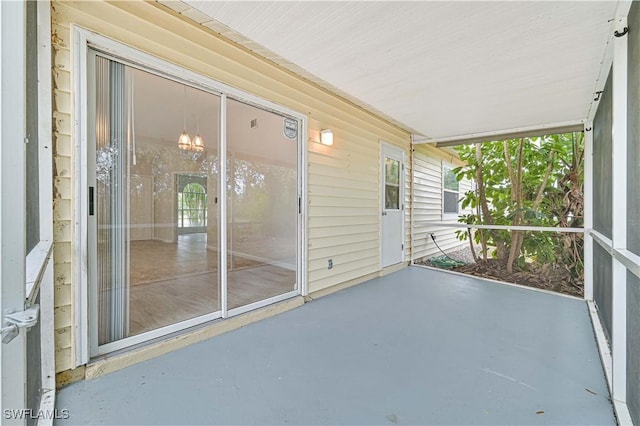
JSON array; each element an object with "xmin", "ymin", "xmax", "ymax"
[{"xmin": 56, "ymin": 266, "xmax": 614, "ymax": 425}]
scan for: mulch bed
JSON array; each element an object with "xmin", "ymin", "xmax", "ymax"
[{"xmin": 451, "ymin": 259, "xmax": 584, "ymax": 298}]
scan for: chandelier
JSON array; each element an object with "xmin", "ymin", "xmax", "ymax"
[{"xmin": 178, "ymin": 86, "xmax": 204, "ymax": 152}]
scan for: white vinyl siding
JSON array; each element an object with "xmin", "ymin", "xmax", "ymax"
[{"xmin": 412, "ymin": 144, "xmax": 473, "ymax": 261}]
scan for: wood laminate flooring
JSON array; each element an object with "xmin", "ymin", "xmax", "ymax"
[{"xmin": 128, "ymin": 234, "xmax": 296, "ymax": 336}]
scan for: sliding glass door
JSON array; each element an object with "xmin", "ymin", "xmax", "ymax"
[
  {"xmin": 89, "ymin": 53, "xmax": 222, "ymax": 349},
  {"xmin": 226, "ymin": 99, "xmax": 298, "ymax": 311},
  {"xmin": 88, "ymin": 51, "xmax": 301, "ymax": 354}
]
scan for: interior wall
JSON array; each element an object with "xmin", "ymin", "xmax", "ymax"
[
  {"xmin": 227, "ymin": 99, "xmax": 297, "ymax": 266},
  {"xmin": 51, "ymin": 0, "xmax": 410, "ymax": 373},
  {"xmin": 130, "ymin": 137, "xmax": 212, "ymax": 243}
]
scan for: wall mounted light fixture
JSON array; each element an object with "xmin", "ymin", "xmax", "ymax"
[{"xmin": 320, "ymin": 129, "xmax": 334, "ymax": 146}]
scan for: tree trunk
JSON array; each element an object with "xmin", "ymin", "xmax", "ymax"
[
  {"xmin": 467, "ymin": 227, "xmax": 478, "ymax": 262},
  {"xmin": 475, "ymin": 143, "xmax": 494, "ymax": 260},
  {"xmin": 505, "ymin": 139, "xmax": 524, "ymax": 273}
]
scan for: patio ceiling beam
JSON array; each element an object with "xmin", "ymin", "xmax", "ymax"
[{"xmin": 412, "ymin": 120, "xmax": 584, "ymax": 147}]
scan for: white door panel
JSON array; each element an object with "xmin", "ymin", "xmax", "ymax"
[{"xmin": 381, "ymin": 143, "xmax": 404, "ymax": 267}]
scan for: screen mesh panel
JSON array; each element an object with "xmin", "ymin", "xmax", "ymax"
[
  {"xmin": 593, "ymin": 243, "xmax": 612, "ymax": 340},
  {"xmin": 593, "ymin": 71, "xmax": 613, "ymax": 238}
]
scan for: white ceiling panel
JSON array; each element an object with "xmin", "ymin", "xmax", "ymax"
[{"xmin": 178, "ymin": 1, "xmax": 622, "ymax": 141}]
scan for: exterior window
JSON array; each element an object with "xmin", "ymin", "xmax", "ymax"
[
  {"xmin": 177, "ymin": 176, "xmax": 208, "ymax": 232},
  {"xmin": 443, "ymin": 164, "xmax": 459, "ymax": 216},
  {"xmin": 385, "ymin": 157, "xmax": 400, "ymax": 209}
]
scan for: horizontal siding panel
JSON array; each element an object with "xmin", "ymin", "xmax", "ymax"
[
  {"xmin": 53, "ymin": 242, "xmax": 72, "ymax": 264},
  {"xmin": 308, "ymin": 206, "xmax": 380, "ymax": 218},
  {"xmin": 309, "ymin": 256, "xmax": 379, "ymax": 275},
  {"xmin": 54, "ymin": 263, "xmax": 72, "ymax": 286},
  {"xmin": 308, "ymin": 248, "xmax": 379, "ymax": 273},
  {"xmin": 308, "ymin": 164, "xmax": 376, "ymax": 182},
  {"xmin": 413, "ymin": 188, "xmax": 442, "ymax": 198},
  {"xmin": 307, "ymin": 183, "xmax": 380, "ymax": 200},
  {"xmin": 308, "ymin": 223, "xmax": 378, "ymax": 239},
  {"xmin": 309, "ymin": 148, "xmax": 378, "ymax": 168},
  {"xmin": 309, "ymin": 240, "xmax": 378, "ymax": 259},
  {"xmin": 53, "ymin": 220, "xmax": 72, "ymax": 242},
  {"xmin": 307, "ymin": 188, "xmax": 377, "ymax": 202},
  {"xmin": 53, "ymin": 199, "xmax": 71, "ymax": 220},
  {"xmin": 54, "ymin": 306, "xmax": 72, "ymax": 329},
  {"xmin": 53, "ymin": 68, "xmax": 72, "ymax": 92},
  {"xmin": 309, "ymin": 215, "xmax": 378, "ymax": 229},
  {"xmin": 309, "ymin": 263, "xmax": 379, "ymax": 293},
  {"xmin": 54, "ymin": 133, "xmax": 72, "ymax": 157},
  {"xmin": 53, "ymin": 47, "xmax": 71, "ymax": 71},
  {"xmin": 309, "ymin": 233, "xmax": 378, "ymax": 250},
  {"xmin": 309, "ymin": 195, "xmax": 377, "ymax": 209},
  {"xmin": 54, "ymin": 283, "xmax": 72, "ymax": 308},
  {"xmin": 54, "ymin": 89, "xmax": 72, "ymax": 114},
  {"xmin": 307, "ymin": 173, "xmax": 378, "ymax": 192},
  {"xmin": 55, "ymin": 327, "xmax": 72, "ymax": 351},
  {"xmin": 55, "ymin": 347, "xmax": 72, "ymax": 373},
  {"xmin": 53, "ymin": 176, "xmax": 72, "ymax": 201}
]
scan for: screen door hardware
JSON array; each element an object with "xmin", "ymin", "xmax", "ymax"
[{"xmin": 1, "ymin": 305, "xmax": 40, "ymax": 344}]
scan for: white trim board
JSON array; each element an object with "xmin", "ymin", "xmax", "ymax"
[
  {"xmin": 587, "ymin": 301, "xmax": 634, "ymax": 426},
  {"xmin": 416, "ymin": 222, "xmax": 584, "ymax": 233},
  {"xmin": 413, "ymin": 120, "xmax": 584, "ymax": 147}
]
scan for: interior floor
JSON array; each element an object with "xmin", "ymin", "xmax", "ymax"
[{"xmin": 128, "ymin": 234, "xmax": 296, "ymax": 336}]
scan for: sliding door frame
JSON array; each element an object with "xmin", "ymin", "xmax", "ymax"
[{"xmin": 74, "ymin": 27, "xmax": 307, "ymax": 364}]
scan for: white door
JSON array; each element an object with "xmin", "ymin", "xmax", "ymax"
[
  {"xmin": 1, "ymin": 0, "xmax": 27, "ymax": 420},
  {"xmin": 381, "ymin": 143, "xmax": 404, "ymax": 267}
]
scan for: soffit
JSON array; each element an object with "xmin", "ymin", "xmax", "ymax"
[{"xmin": 159, "ymin": 1, "xmax": 624, "ymax": 142}]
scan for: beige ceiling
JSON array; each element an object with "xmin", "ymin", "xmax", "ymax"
[{"xmin": 160, "ymin": 1, "xmax": 629, "ymax": 142}]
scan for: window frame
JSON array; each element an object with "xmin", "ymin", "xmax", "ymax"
[
  {"xmin": 384, "ymin": 156, "xmax": 401, "ymax": 211},
  {"xmin": 442, "ymin": 163, "xmax": 460, "ymax": 220}
]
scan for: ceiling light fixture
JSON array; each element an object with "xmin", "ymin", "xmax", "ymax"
[
  {"xmin": 178, "ymin": 85, "xmax": 192, "ymax": 151},
  {"xmin": 191, "ymin": 90, "xmax": 205, "ymax": 152}
]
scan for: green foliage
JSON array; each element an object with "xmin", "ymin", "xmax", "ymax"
[{"xmin": 454, "ymin": 133, "xmax": 584, "ymax": 282}]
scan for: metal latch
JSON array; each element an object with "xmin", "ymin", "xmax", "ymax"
[{"xmin": 1, "ymin": 305, "xmax": 39, "ymax": 344}]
